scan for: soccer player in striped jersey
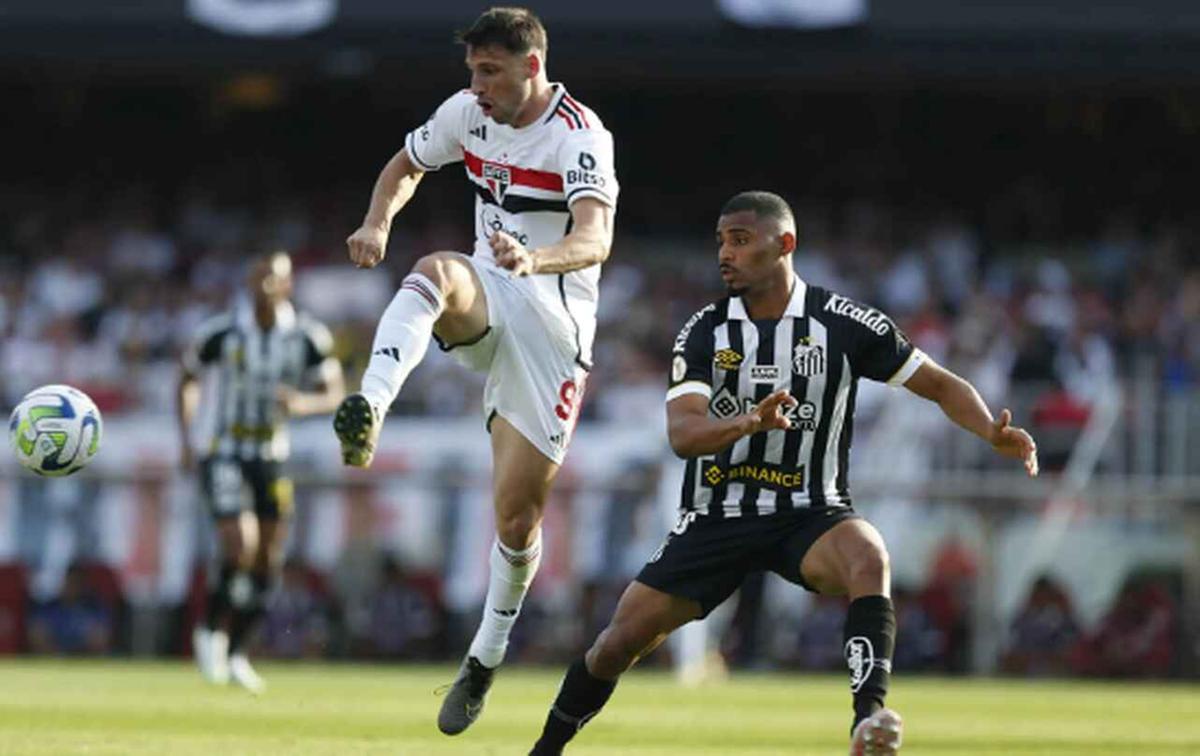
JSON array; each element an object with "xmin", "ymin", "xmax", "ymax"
[
  {"xmin": 333, "ymin": 6, "xmax": 618, "ymax": 736},
  {"xmin": 178, "ymin": 251, "xmax": 344, "ymax": 693},
  {"xmin": 528, "ymin": 192, "xmax": 1038, "ymax": 756}
]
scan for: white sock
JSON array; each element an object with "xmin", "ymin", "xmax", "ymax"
[
  {"xmin": 360, "ymin": 273, "xmax": 445, "ymax": 413},
  {"xmin": 467, "ymin": 531, "xmax": 543, "ymax": 668}
]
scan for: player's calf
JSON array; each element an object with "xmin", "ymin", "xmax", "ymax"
[{"xmin": 529, "ymin": 658, "xmax": 617, "ymax": 755}]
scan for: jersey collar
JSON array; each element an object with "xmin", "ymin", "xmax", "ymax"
[
  {"xmin": 235, "ymin": 297, "xmax": 296, "ymax": 333},
  {"xmin": 538, "ymin": 83, "xmax": 569, "ymax": 126},
  {"xmin": 728, "ymin": 278, "xmax": 808, "ymax": 320}
]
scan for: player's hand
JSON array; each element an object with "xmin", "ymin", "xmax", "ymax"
[
  {"xmin": 276, "ymin": 386, "xmax": 302, "ymax": 417},
  {"xmin": 989, "ymin": 409, "xmax": 1039, "ymax": 477},
  {"xmin": 491, "ymin": 231, "xmax": 535, "ymax": 276},
  {"xmin": 746, "ymin": 389, "xmax": 797, "ymax": 435},
  {"xmin": 347, "ymin": 224, "xmax": 389, "ymax": 269}
]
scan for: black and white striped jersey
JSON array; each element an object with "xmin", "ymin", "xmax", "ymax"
[
  {"xmin": 184, "ymin": 300, "xmax": 335, "ymax": 462},
  {"xmin": 666, "ymin": 279, "xmax": 926, "ymax": 519}
]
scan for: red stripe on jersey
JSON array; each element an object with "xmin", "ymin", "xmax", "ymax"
[
  {"xmin": 555, "ymin": 109, "xmax": 577, "ymax": 130},
  {"xmin": 463, "ymin": 150, "xmax": 565, "ymax": 192},
  {"xmin": 562, "ymin": 95, "xmax": 591, "ymax": 128}
]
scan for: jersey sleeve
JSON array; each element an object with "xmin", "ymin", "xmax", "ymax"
[
  {"xmin": 558, "ymin": 128, "xmax": 619, "ymax": 209},
  {"xmin": 300, "ymin": 317, "xmax": 335, "ymax": 369},
  {"xmin": 404, "ymin": 92, "xmax": 469, "ymax": 171},
  {"xmin": 847, "ymin": 306, "xmax": 926, "ymax": 386},
  {"xmin": 182, "ymin": 315, "xmax": 230, "ymax": 374},
  {"xmin": 666, "ymin": 305, "xmax": 715, "ymax": 402}
]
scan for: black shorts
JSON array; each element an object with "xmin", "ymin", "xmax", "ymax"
[
  {"xmin": 199, "ymin": 457, "xmax": 293, "ymax": 520},
  {"xmin": 636, "ymin": 507, "xmax": 859, "ymax": 617}
]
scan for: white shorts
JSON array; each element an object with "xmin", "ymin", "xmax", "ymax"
[{"xmin": 438, "ymin": 256, "xmax": 589, "ymax": 464}]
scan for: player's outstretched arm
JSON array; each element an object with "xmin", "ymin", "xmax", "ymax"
[
  {"xmin": 277, "ymin": 359, "xmax": 346, "ymax": 418},
  {"xmin": 493, "ymin": 197, "xmax": 613, "ymax": 276},
  {"xmin": 347, "ymin": 148, "xmax": 426, "ymax": 269},
  {"xmin": 903, "ymin": 358, "xmax": 1039, "ymax": 476},
  {"xmin": 666, "ymin": 389, "xmax": 796, "ymax": 458}
]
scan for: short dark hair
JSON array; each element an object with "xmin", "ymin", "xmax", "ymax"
[
  {"xmin": 457, "ymin": 7, "xmax": 548, "ymax": 56},
  {"xmin": 720, "ymin": 191, "xmax": 796, "ymax": 230}
]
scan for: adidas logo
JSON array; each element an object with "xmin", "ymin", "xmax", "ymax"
[
  {"xmin": 373, "ymin": 347, "xmax": 400, "ymax": 361},
  {"xmin": 469, "ymin": 125, "xmax": 487, "ymax": 141}
]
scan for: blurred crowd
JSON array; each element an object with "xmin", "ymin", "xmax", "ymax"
[
  {"xmin": 1, "ymin": 549, "xmax": 1182, "ymax": 680},
  {"xmin": 1, "ymin": 179, "xmax": 1198, "ymax": 431}
]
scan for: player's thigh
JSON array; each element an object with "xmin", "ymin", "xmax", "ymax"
[
  {"xmin": 245, "ymin": 461, "xmax": 290, "ymax": 568},
  {"xmin": 588, "ymin": 580, "xmax": 701, "ymax": 676},
  {"xmin": 489, "ymin": 414, "xmax": 559, "ymax": 549},
  {"xmin": 201, "ymin": 458, "xmax": 249, "ymax": 558},
  {"xmin": 412, "ymin": 251, "xmax": 489, "ymax": 346},
  {"xmin": 798, "ymin": 517, "xmax": 890, "ymax": 596}
]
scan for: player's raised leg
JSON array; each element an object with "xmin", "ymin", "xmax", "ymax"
[
  {"xmin": 800, "ymin": 518, "xmax": 903, "ymax": 755},
  {"xmin": 438, "ymin": 416, "xmax": 558, "ymax": 735},
  {"xmin": 335, "ymin": 251, "xmax": 488, "ymax": 466},
  {"xmin": 529, "ymin": 581, "xmax": 701, "ymax": 755}
]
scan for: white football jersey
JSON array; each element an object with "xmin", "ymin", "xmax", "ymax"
[{"xmin": 404, "ymin": 84, "xmax": 618, "ymax": 367}]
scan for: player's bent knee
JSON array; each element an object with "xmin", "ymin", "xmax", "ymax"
[
  {"xmin": 494, "ymin": 508, "xmax": 542, "ymax": 550},
  {"xmin": 412, "ymin": 251, "xmax": 467, "ymax": 294},
  {"xmin": 587, "ymin": 622, "xmax": 650, "ymax": 679},
  {"xmin": 848, "ymin": 540, "xmax": 890, "ymax": 591}
]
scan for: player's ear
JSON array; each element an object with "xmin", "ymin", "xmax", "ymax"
[
  {"xmin": 527, "ymin": 52, "xmax": 541, "ymax": 78},
  {"xmin": 779, "ymin": 230, "xmax": 797, "ymax": 256}
]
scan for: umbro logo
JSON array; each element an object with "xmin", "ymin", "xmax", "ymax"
[
  {"xmin": 493, "ymin": 608, "xmax": 517, "ymax": 618},
  {"xmin": 373, "ymin": 347, "xmax": 400, "ymax": 362},
  {"xmin": 469, "ymin": 125, "xmax": 487, "ymax": 141}
]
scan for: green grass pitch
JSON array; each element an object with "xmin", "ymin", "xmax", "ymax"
[{"xmin": 0, "ymin": 659, "xmax": 1196, "ymax": 754}]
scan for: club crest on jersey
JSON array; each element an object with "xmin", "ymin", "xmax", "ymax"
[
  {"xmin": 713, "ymin": 348, "xmax": 743, "ymax": 371},
  {"xmin": 483, "ymin": 162, "xmax": 511, "ymax": 203},
  {"xmin": 793, "ymin": 337, "xmax": 826, "ymax": 377}
]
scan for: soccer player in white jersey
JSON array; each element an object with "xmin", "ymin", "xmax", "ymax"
[{"xmin": 332, "ymin": 7, "xmax": 618, "ymax": 735}]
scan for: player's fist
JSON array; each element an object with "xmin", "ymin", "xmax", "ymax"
[
  {"xmin": 747, "ymin": 389, "xmax": 797, "ymax": 434},
  {"xmin": 347, "ymin": 224, "xmax": 389, "ymax": 268},
  {"xmin": 990, "ymin": 408, "xmax": 1039, "ymax": 477},
  {"xmin": 491, "ymin": 231, "xmax": 535, "ymax": 276}
]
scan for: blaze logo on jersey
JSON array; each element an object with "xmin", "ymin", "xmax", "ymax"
[
  {"xmin": 482, "ymin": 163, "xmax": 512, "ymax": 203},
  {"xmin": 793, "ymin": 337, "xmax": 825, "ymax": 377}
]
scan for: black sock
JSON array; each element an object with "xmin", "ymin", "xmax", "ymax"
[
  {"xmin": 843, "ymin": 595, "xmax": 896, "ymax": 731},
  {"xmin": 229, "ymin": 573, "xmax": 270, "ymax": 654},
  {"xmin": 530, "ymin": 658, "xmax": 617, "ymax": 755},
  {"xmin": 205, "ymin": 563, "xmax": 236, "ymax": 630}
]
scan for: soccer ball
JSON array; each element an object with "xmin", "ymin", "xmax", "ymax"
[{"xmin": 8, "ymin": 384, "xmax": 103, "ymax": 477}]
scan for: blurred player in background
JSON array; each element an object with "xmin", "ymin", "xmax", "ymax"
[
  {"xmin": 528, "ymin": 192, "xmax": 1038, "ymax": 756},
  {"xmin": 178, "ymin": 251, "xmax": 344, "ymax": 693},
  {"xmin": 333, "ymin": 7, "xmax": 618, "ymax": 735}
]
